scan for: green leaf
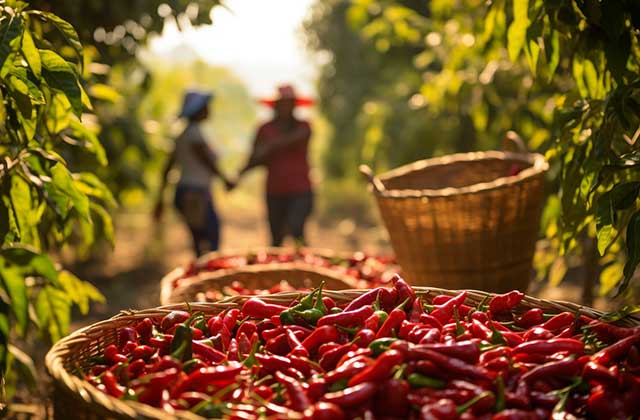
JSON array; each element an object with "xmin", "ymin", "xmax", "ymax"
[
  {"xmin": 0, "ymin": 15, "xmax": 22, "ymax": 74},
  {"xmin": 507, "ymin": 0, "xmax": 529, "ymax": 61},
  {"xmin": 1, "ymin": 246, "xmax": 58, "ymax": 284},
  {"xmin": 9, "ymin": 174, "xmax": 37, "ymax": 246},
  {"xmin": 621, "ymin": 211, "xmax": 640, "ymax": 293},
  {"xmin": 0, "ymin": 264, "xmax": 28, "ymax": 336},
  {"xmin": 69, "ymin": 119, "xmax": 107, "ymax": 165},
  {"xmin": 27, "ymin": 11, "xmax": 83, "ymax": 62},
  {"xmin": 583, "ymin": 59, "xmax": 600, "ymax": 99},
  {"xmin": 90, "ymin": 202, "xmax": 114, "ymax": 245},
  {"xmin": 600, "ymin": 304, "xmax": 640, "ymax": 323},
  {"xmin": 87, "ymin": 83, "xmax": 121, "ymax": 103},
  {"xmin": 20, "ymin": 28, "xmax": 40, "ymax": 78},
  {"xmin": 35, "ymin": 285, "xmax": 71, "ymax": 343},
  {"xmin": 40, "ymin": 49, "xmax": 81, "ymax": 116},
  {"xmin": 50, "ymin": 163, "xmax": 89, "ymax": 220},
  {"xmin": 599, "ymin": 261, "xmax": 624, "ymax": 296},
  {"xmin": 75, "ymin": 173, "xmax": 116, "ymax": 208},
  {"xmin": 57, "ymin": 270, "xmax": 104, "ymax": 314},
  {"xmin": 545, "ymin": 30, "xmax": 560, "ymax": 81}
]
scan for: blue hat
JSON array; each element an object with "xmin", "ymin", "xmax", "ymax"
[{"xmin": 179, "ymin": 91, "xmax": 214, "ymax": 118}]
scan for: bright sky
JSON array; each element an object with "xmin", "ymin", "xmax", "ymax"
[{"xmin": 148, "ymin": 0, "xmax": 317, "ymax": 98}]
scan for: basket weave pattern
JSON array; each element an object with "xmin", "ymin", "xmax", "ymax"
[
  {"xmin": 46, "ymin": 286, "xmax": 639, "ymax": 420},
  {"xmin": 370, "ymin": 151, "xmax": 548, "ymax": 292}
]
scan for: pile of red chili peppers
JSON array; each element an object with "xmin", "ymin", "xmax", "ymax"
[
  {"xmin": 87, "ymin": 276, "xmax": 640, "ymax": 419},
  {"xmin": 174, "ymin": 250, "xmax": 398, "ymax": 292}
]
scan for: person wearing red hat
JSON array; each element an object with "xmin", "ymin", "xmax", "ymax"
[
  {"xmin": 154, "ymin": 90, "xmax": 235, "ymax": 256},
  {"xmin": 239, "ymin": 85, "xmax": 315, "ymax": 246}
]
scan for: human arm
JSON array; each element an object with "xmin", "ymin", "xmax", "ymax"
[
  {"xmin": 190, "ymin": 142, "xmax": 236, "ymax": 190},
  {"xmin": 153, "ymin": 149, "xmax": 176, "ymax": 221}
]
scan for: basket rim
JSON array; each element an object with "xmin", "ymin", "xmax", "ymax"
[
  {"xmin": 159, "ymin": 247, "xmax": 396, "ymax": 306},
  {"xmin": 160, "ymin": 260, "xmax": 361, "ymax": 306},
  {"xmin": 371, "ymin": 151, "xmax": 548, "ymax": 198},
  {"xmin": 46, "ymin": 286, "xmax": 640, "ymax": 420}
]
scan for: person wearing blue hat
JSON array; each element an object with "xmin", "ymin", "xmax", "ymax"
[{"xmin": 154, "ymin": 90, "xmax": 235, "ymax": 256}]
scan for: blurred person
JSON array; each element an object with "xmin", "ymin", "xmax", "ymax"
[
  {"xmin": 154, "ymin": 90, "xmax": 235, "ymax": 256},
  {"xmin": 239, "ymin": 85, "xmax": 314, "ymax": 246}
]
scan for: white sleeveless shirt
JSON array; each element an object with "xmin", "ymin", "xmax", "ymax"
[{"xmin": 174, "ymin": 122, "xmax": 216, "ymax": 188}]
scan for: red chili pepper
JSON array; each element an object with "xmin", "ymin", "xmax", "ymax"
[
  {"xmin": 582, "ymin": 361, "xmax": 618, "ymax": 388},
  {"xmin": 587, "ymin": 320, "xmax": 640, "ymax": 343},
  {"xmin": 392, "ymin": 276, "xmax": 416, "ymax": 304},
  {"xmin": 160, "ymin": 310, "xmax": 190, "ymax": 332},
  {"xmin": 289, "ymin": 355, "xmax": 320, "ymax": 377},
  {"xmin": 512, "ymin": 338, "xmax": 584, "ymax": 356},
  {"xmin": 301, "ymin": 325, "xmax": 340, "ymax": 352},
  {"xmin": 303, "ymin": 401, "xmax": 346, "ymax": 420},
  {"xmin": 101, "ymin": 370, "xmax": 125, "ymax": 398},
  {"xmin": 484, "ymin": 356, "xmax": 510, "ymax": 372},
  {"xmin": 135, "ymin": 318, "xmax": 154, "ymax": 339},
  {"xmin": 420, "ymin": 398, "xmax": 459, "ymax": 420},
  {"xmin": 343, "ymin": 288, "xmax": 384, "ymax": 312},
  {"xmin": 241, "ymin": 298, "xmax": 289, "ymax": 318},
  {"xmin": 363, "ymin": 313, "xmax": 380, "ymax": 331},
  {"xmin": 375, "ymin": 308, "xmax": 407, "ymax": 339},
  {"xmin": 592, "ymin": 333, "xmax": 640, "ymax": 366},
  {"xmin": 324, "ymin": 357, "xmax": 370, "ymax": 384},
  {"xmin": 348, "ymin": 349, "xmax": 404, "ymax": 386},
  {"xmin": 515, "ymin": 308, "xmax": 544, "ymax": 329},
  {"xmin": 318, "ymin": 342, "xmax": 341, "ymax": 356},
  {"xmin": 223, "ymin": 308, "xmax": 240, "ymax": 333},
  {"xmin": 586, "ymin": 388, "xmax": 628, "ymax": 420},
  {"xmin": 265, "ymin": 333, "xmax": 292, "ymax": 355},
  {"xmin": 420, "ymin": 313, "xmax": 444, "ymax": 330},
  {"xmin": 409, "ymin": 297, "xmax": 425, "ymax": 322},
  {"xmin": 135, "ymin": 368, "xmax": 181, "ymax": 407},
  {"xmin": 393, "ymin": 341, "xmax": 492, "ymax": 380},
  {"xmin": 521, "ymin": 357, "xmax": 581, "ymax": 383},
  {"xmin": 117, "ymin": 327, "xmax": 138, "ymax": 350},
  {"xmin": 374, "ymin": 378, "xmax": 409, "ymax": 417},
  {"xmin": 274, "ymin": 371, "xmax": 310, "ymax": 412},
  {"xmin": 286, "ymin": 328, "xmax": 309, "ymax": 358},
  {"xmin": 317, "ymin": 306, "xmax": 374, "ymax": 327},
  {"xmin": 430, "ymin": 291, "xmax": 467, "ymax": 324},
  {"xmin": 228, "ymin": 338, "xmax": 240, "ymax": 362},
  {"xmin": 236, "ymin": 321, "xmax": 258, "ymax": 340},
  {"xmin": 539, "ymin": 312, "xmax": 574, "ymax": 333},
  {"xmin": 171, "ymin": 363, "xmax": 242, "ymax": 395},
  {"xmin": 255, "ymin": 353, "xmax": 291, "ymax": 373},
  {"xmin": 415, "ymin": 340, "xmax": 480, "ymax": 364},
  {"xmin": 489, "ymin": 291, "xmax": 525, "ymax": 314},
  {"xmin": 491, "ymin": 409, "xmax": 537, "ymax": 420},
  {"xmin": 470, "ymin": 319, "xmax": 492, "ymax": 341},
  {"xmin": 479, "ymin": 346, "xmax": 511, "ymax": 364},
  {"xmin": 150, "ymin": 355, "xmax": 182, "ymax": 372},
  {"xmin": 104, "ymin": 344, "xmax": 128, "ymax": 365},
  {"xmin": 321, "ymin": 382, "xmax": 377, "ymax": 407},
  {"xmin": 353, "ymin": 329, "xmax": 375, "ymax": 348},
  {"xmin": 207, "ymin": 315, "xmax": 224, "ymax": 336},
  {"xmin": 319, "ymin": 343, "xmax": 357, "ymax": 371},
  {"xmin": 192, "ymin": 340, "xmax": 226, "ymax": 363},
  {"xmin": 470, "ymin": 311, "xmax": 488, "ymax": 323},
  {"xmin": 522, "ymin": 327, "xmax": 554, "ymax": 342}
]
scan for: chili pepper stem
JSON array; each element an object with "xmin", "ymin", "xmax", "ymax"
[{"xmin": 456, "ymin": 390, "xmax": 494, "ymax": 414}]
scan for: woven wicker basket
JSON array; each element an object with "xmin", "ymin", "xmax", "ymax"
[
  {"xmin": 163, "ymin": 263, "xmax": 358, "ymax": 305},
  {"xmin": 46, "ymin": 287, "xmax": 639, "ymax": 420},
  {"xmin": 362, "ymin": 150, "xmax": 548, "ymax": 292},
  {"xmin": 159, "ymin": 247, "xmax": 397, "ymax": 305}
]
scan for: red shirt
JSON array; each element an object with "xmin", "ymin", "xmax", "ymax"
[{"xmin": 255, "ymin": 119, "xmax": 312, "ymax": 195}]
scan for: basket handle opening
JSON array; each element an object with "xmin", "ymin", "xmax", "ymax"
[{"xmin": 359, "ymin": 164, "xmax": 386, "ymax": 193}]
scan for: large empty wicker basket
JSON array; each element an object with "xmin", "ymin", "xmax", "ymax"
[{"xmin": 362, "ymin": 150, "xmax": 548, "ymax": 292}]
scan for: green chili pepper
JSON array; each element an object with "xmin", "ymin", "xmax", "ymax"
[
  {"xmin": 330, "ymin": 307, "xmax": 343, "ymax": 314},
  {"xmin": 298, "ymin": 282, "xmax": 328, "ymax": 324},
  {"xmin": 170, "ymin": 324, "xmax": 193, "ymax": 361},
  {"xmin": 369, "ymin": 337, "xmax": 398, "ymax": 356},
  {"xmin": 407, "ymin": 373, "xmax": 446, "ymax": 389},
  {"xmin": 453, "ymin": 307, "xmax": 465, "ymax": 337},
  {"xmin": 280, "ymin": 286, "xmax": 320, "ymax": 325}
]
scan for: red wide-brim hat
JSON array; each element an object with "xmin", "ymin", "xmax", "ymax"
[{"xmin": 259, "ymin": 84, "xmax": 315, "ymax": 107}]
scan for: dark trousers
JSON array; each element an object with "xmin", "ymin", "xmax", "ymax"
[
  {"xmin": 174, "ymin": 185, "xmax": 220, "ymax": 256},
  {"xmin": 266, "ymin": 191, "xmax": 313, "ymax": 247}
]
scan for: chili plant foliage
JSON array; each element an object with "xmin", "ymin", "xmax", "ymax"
[
  {"xmin": 488, "ymin": 0, "xmax": 640, "ymax": 294},
  {"xmin": 0, "ymin": 1, "xmax": 108, "ymax": 385}
]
